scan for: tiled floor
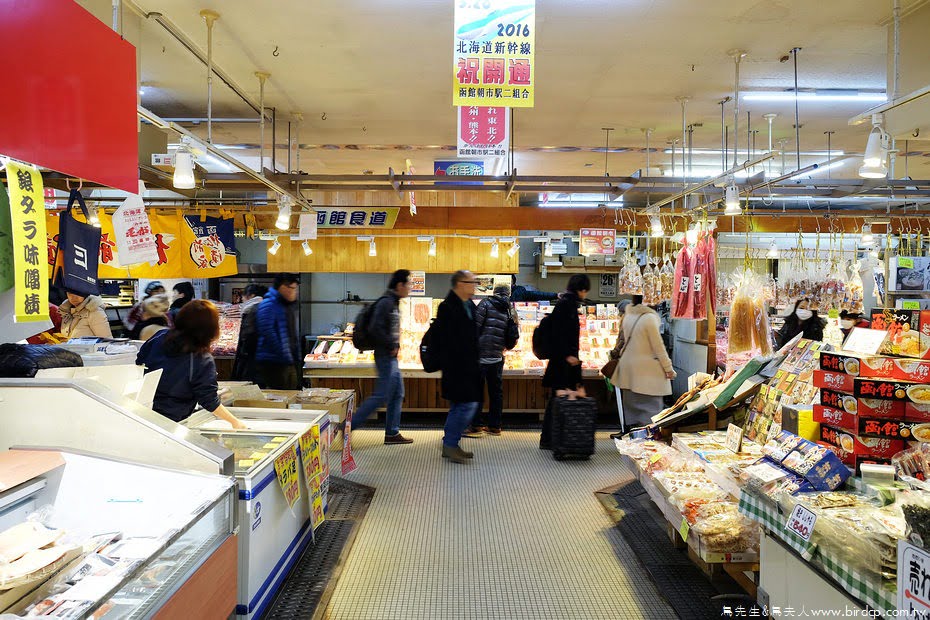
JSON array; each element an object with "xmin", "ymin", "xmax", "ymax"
[{"xmin": 325, "ymin": 429, "xmax": 677, "ymax": 619}]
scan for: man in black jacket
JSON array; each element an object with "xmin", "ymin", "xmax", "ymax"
[
  {"xmin": 350, "ymin": 270, "xmax": 414, "ymax": 444},
  {"xmin": 466, "ymin": 283, "xmax": 515, "ymax": 436},
  {"xmin": 437, "ymin": 270, "xmax": 483, "ymax": 463}
]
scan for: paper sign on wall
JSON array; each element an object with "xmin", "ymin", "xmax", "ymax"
[
  {"xmin": 298, "ymin": 213, "xmax": 318, "ymax": 240},
  {"xmin": 6, "ymin": 162, "xmax": 49, "ymax": 323},
  {"xmin": 342, "ymin": 419, "xmax": 357, "ymax": 476},
  {"xmin": 898, "ymin": 541, "xmax": 930, "ymax": 615},
  {"xmin": 599, "ymin": 274, "xmax": 617, "ymax": 298},
  {"xmin": 409, "ymin": 271, "xmax": 426, "ymax": 296},
  {"xmin": 273, "ymin": 444, "xmax": 301, "ymax": 510},
  {"xmin": 580, "ymin": 229, "xmax": 616, "ymax": 256}
]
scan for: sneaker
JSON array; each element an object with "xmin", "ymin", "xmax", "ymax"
[
  {"xmin": 461, "ymin": 427, "xmax": 483, "ymax": 438},
  {"xmin": 486, "ymin": 428, "xmax": 502, "ymax": 436},
  {"xmin": 384, "ymin": 433, "xmax": 414, "ymax": 445}
]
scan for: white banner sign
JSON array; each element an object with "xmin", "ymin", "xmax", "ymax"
[
  {"xmin": 298, "ymin": 213, "xmax": 318, "ymax": 240},
  {"xmin": 110, "ymin": 183, "xmax": 158, "ymax": 266}
]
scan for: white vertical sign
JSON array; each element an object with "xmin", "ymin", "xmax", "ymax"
[{"xmin": 110, "ymin": 181, "xmax": 158, "ymax": 266}]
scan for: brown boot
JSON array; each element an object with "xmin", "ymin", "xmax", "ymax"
[{"xmin": 441, "ymin": 445, "xmax": 470, "ymax": 463}]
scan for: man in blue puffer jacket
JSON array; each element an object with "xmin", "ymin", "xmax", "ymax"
[{"xmin": 256, "ymin": 273, "xmax": 301, "ymax": 389}]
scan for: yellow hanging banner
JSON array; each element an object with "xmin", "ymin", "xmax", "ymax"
[{"xmin": 7, "ymin": 162, "xmax": 49, "ymax": 323}]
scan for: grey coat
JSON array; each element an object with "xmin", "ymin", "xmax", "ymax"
[{"xmin": 475, "ymin": 295, "xmax": 512, "ymax": 362}]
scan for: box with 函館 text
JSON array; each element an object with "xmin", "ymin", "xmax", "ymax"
[{"xmin": 869, "ymin": 308, "xmax": 930, "ymax": 360}]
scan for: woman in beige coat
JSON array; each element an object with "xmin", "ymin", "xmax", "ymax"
[
  {"xmin": 610, "ymin": 296, "xmax": 675, "ymax": 427},
  {"xmin": 59, "ymin": 290, "xmax": 113, "ymax": 339}
]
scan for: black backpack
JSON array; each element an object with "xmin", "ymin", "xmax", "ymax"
[
  {"xmin": 419, "ymin": 319, "xmax": 441, "ymax": 373},
  {"xmin": 531, "ymin": 313, "xmax": 554, "ymax": 360},
  {"xmin": 504, "ymin": 312, "xmax": 519, "ymax": 350},
  {"xmin": 351, "ymin": 296, "xmax": 386, "ymax": 351}
]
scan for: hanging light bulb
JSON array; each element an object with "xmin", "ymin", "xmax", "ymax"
[
  {"xmin": 301, "ymin": 240, "xmax": 312, "ymax": 256},
  {"xmin": 650, "ymin": 215, "xmax": 664, "ymax": 237},
  {"xmin": 544, "ymin": 242, "xmax": 553, "ymax": 257},
  {"xmin": 860, "ymin": 223, "xmax": 874, "ymax": 245},
  {"xmin": 869, "ymin": 246, "xmax": 879, "ymax": 259},
  {"xmin": 369, "ymin": 239, "xmax": 377, "ymax": 257},
  {"xmin": 275, "ymin": 195, "xmax": 292, "ymax": 230},
  {"xmin": 685, "ymin": 224, "xmax": 699, "ymax": 245},
  {"xmin": 767, "ymin": 240, "xmax": 780, "ymax": 259},
  {"xmin": 858, "ymin": 116, "xmax": 888, "ymax": 179},
  {"xmin": 268, "ymin": 238, "xmax": 281, "ymax": 255},
  {"xmin": 506, "ymin": 241, "xmax": 520, "ymax": 257},
  {"xmin": 724, "ymin": 182, "xmax": 741, "ymax": 215},
  {"xmin": 173, "ymin": 140, "xmax": 196, "ymax": 189},
  {"xmin": 490, "ymin": 241, "xmax": 499, "ymax": 258},
  {"xmin": 428, "ymin": 239, "xmax": 437, "ymax": 257},
  {"xmin": 88, "ymin": 206, "xmax": 101, "ymax": 228}
]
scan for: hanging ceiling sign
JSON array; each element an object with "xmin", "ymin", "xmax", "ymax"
[
  {"xmin": 458, "ymin": 106, "xmax": 509, "ymax": 159},
  {"xmin": 314, "ymin": 207, "xmax": 400, "ymax": 229},
  {"xmin": 580, "ymin": 228, "xmax": 617, "ymax": 256},
  {"xmin": 6, "ymin": 162, "xmax": 50, "ymax": 324},
  {"xmin": 453, "ymin": 0, "xmax": 536, "ymax": 108}
]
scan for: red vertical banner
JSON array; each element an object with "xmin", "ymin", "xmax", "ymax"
[{"xmin": 458, "ymin": 106, "xmax": 509, "ymax": 159}]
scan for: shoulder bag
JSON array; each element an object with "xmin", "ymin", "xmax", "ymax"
[{"xmin": 599, "ymin": 315, "xmax": 643, "ymax": 379}]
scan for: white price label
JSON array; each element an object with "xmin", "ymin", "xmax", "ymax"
[
  {"xmin": 679, "ymin": 276, "xmax": 689, "ymax": 293},
  {"xmin": 693, "ymin": 273, "xmax": 703, "ymax": 292},
  {"xmin": 785, "ymin": 504, "xmax": 817, "ymax": 542}
]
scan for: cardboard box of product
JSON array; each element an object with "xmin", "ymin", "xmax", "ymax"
[
  {"xmin": 812, "ymin": 405, "xmax": 918, "ymax": 440},
  {"xmin": 869, "ymin": 308, "xmax": 930, "ymax": 359},
  {"xmin": 853, "ymin": 377, "xmax": 930, "ymax": 403},
  {"xmin": 906, "ymin": 402, "xmax": 930, "ymax": 422},
  {"xmin": 816, "ymin": 441, "xmax": 894, "ymax": 474},
  {"xmin": 584, "ymin": 255, "xmax": 606, "ymax": 266},
  {"xmin": 819, "ymin": 351, "xmax": 896, "ymax": 378},
  {"xmin": 819, "ymin": 389, "xmax": 905, "ymax": 418},
  {"xmin": 561, "ymin": 256, "xmax": 586, "ymax": 267},
  {"xmin": 780, "ymin": 438, "xmax": 850, "ymax": 491},
  {"xmin": 233, "ymin": 389, "xmax": 298, "ymax": 409},
  {"xmin": 605, "ymin": 256, "xmax": 621, "ymax": 267},
  {"xmin": 819, "ymin": 425, "xmax": 905, "ymax": 458},
  {"xmin": 813, "ymin": 370, "xmax": 855, "ymax": 393},
  {"xmin": 891, "ymin": 358, "xmax": 930, "ymax": 382}
]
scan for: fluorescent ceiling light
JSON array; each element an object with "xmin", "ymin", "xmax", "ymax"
[
  {"xmin": 724, "ymin": 183, "xmax": 741, "ymax": 215},
  {"xmin": 742, "ymin": 91, "xmax": 886, "ymax": 103},
  {"xmin": 662, "ymin": 148, "xmax": 843, "ymax": 157}
]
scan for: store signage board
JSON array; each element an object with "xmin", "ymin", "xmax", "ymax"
[
  {"xmin": 298, "ymin": 213, "xmax": 318, "ymax": 239},
  {"xmin": 579, "ymin": 229, "xmax": 616, "ymax": 256},
  {"xmin": 6, "ymin": 162, "xmax": 49, "ymax": 324},
  {"xmin": 458, "ymin": 106, "xmax": 509, "ymax": 159},
  {"xmin": 314, "ymin": 207, "xmax": 399, "ymax": 229},
  {"xmin": 151, "ymin": 154, "xmax": 173, "ymax": 167},
  {"xmin": 409, "ymin": 271, "xmax": 426, "ymax": 296},
  {"xmin": 785, "ymin": 503, "xmax": 817, "ymax": 542},
  {"xmin": 298, "ymin": 429, "xmax": 320, "ymax": 487},
  {"xmin": 435, "ymin": 160, "xmax": 485, "ymax": 186},
  {"xmin": 898, "ymin": 540, "xmax": 930, "ymax": 615},
  {"xmin": 273, "ymin": 445, "xmax": 301, "ymax": 511},
  {"xmin": 725, "ymin": 423, "xmax": 744, "ymax": 454},
  {"xmin": 843, "ymin": 327, "xmax": 889, "ymax": 356},
  {"xmin": 598, "ymin": 274, "xmax": 617, "ymax": 298},
  {"xmin": 453, "ymin": 0, "xmax": 535, "ymax": 108}
]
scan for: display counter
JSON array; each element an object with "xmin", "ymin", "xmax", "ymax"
[{"xmin": 184, "ymin": 408, "xmax": 332, "ymax": 620}]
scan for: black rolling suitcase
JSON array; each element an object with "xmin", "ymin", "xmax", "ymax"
[{"xmin": 549, "ymin": 396, "xmax": 597, "ymax": 460}]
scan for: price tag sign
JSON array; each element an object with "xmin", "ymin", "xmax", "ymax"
[
  {"xmin": 903, "ymin": 301, "xmax": 922, "ymax": 310},
  {"xmin": 785, "ymin": 503, "xmax": 817, "ymax": 541},
  {"xmin": 843, "ymin": 327, "xmax": 889, "ymax": 356},
  {"xmin": 679, "ymin": 518, "xmax": 690, "ymax": 542},
  {"xmin": 649, "ymin": 452, "xmax": 663, "ymax": 464},
  {"xmin": 898, "ymin": 540, "xmax": 930, "ymax": 615},
  {"xmin": 725, "ymin": 423, "xmax": 744, "ymax": 454},
  {"xmin": 899, "ymin": 257, "xmax": 915, "ymax": 269}
]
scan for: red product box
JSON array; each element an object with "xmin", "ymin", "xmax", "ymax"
[
  {"xmin": 853, "ymin": 378, "xmax": 919, "ymax": 401},
  {"xmin": 820, "ymin": 389, "xmax": 905, "ymax": 418},
  {"xmin": 906, "ymin": 402, "xmax": 930, "ymax": 422},
  {"xmin": 819, "ymin": 351, "xmax": 896, "ymax": 378},
  {"xmin": 813, "ymin": 405, "xmax": 857, "ymax": 432},
  {"xmin": 814, "ymin": 370, "xmax": 855, "ymax": 393},
  {"xmin": 816, "ymin": 441, "xmax": 894, "ymax": 473},
  {"xmin": 813, "ymin": 405, "xmax": 911, "ymax": 439},
  {"xmin": 819, "ymin": 425, "xmax": 905, "ymax": 458},
  {"xmin": 870, "ymin": 308, "xmax": 930, "ymax": 360},
  {"xmin": 891, "ymin": 358, "xmax": 930, "ymax": 382}
]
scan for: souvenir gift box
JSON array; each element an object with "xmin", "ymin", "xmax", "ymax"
[
  {"xmin": 869, "ymin": 308, "xmax": 930, "ymax": 360},
  {"xmin": 813, "ymin": 369, "xmax": 855, "ymax": 393},
  {"xmin": 819, "ymin": 351, "xmax": 896, "ymax": 379},
  {"xmin": 853, "ymin": 378, "xmax": 930, "ymax": 404},
  {"xmin": 762, "ymin": 430, "xmax": 850, "ymax": 491},
  {"xmin": 817, "ymin": 440, "xmax": 893, "ymax": 474},
  {"xmin": 819, "ymin": 388, "xmax": 905, "ymax": 418},
  {"xmin": 819, "ymin": 425, "xmax": 905, "ymax": 459},
  {"xmin": 812, "ymin": 405, "xmax": 927, "ymax": 441}
]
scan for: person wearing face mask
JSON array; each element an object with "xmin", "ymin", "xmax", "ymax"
[
  {"xmin": 776, "ymin": 298, "xmax": 825, "ymax": 348},
  {"xmin": 839, "ymin": 310, "xmax": 870, "ymax": 338}
]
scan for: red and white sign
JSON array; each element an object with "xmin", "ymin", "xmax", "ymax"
[
  {"xmin": 579, "ymin": 229, "xmax": 616, "ymax": 256},
  {"xmin": 458, "ymin": 106, "xmax": 509, "ymax": 159},
  {"xmin": 341, "ymin": 418, "xmax": 357, "ymax": 476},
  {"xmin": 785, "ymin": 503, "xmax": 817, "ymax": 541},
  {"xmin": 111, "ymin": 187, "xmax": 158, "ymax": 266}
]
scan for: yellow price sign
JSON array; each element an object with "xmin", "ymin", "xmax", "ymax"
[
  {"xmin": 679, "ymin": 518, "xmax": 690, "ymax": 542},
  {"xmin": 899, "ymin": 257, "xmax": 914, "ymax": 269},
  {"xmin": 649, "ymin": 452, "xmax": 663, "ymax": 464},
  {"xmin": 6, "ymin": 162, "xmax": 49, "ymax": 323},
  {"xmin": 273, "ymin": 445, "xmax": 301, "ymax": 510}
]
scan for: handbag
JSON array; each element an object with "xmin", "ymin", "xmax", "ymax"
[
  {"xmin": 600, "ymin": 315, "xmax": 643, "ymax": 379},
  {"xmin": 54, "ymin": 189, "xmax": 101, "ymax": 296}
]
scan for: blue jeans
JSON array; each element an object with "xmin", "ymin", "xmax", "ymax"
[
  {"xmin": 443, "ymin": 402, "xmax": 479, "ymax": 448},
  {"xmin": 352, "ymin": 353, "xmax": 404, "ymax": 436}
]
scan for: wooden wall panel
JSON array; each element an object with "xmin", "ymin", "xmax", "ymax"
[{"xmin": 268, "ymin": 229, "xmax": 520, "ymax": 273}]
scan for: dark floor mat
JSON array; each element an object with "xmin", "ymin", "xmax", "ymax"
[
  {"xmin": 260, "ymin": 478, "xmax": 375, "ymax": 620},
  {"xmin": 598, "ymin": 480, "xmax": 752, "ymax": 620}
]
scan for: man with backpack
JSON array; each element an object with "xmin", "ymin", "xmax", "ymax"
[
  {"xmin": 435, "ymin": 270, "xmax": 483, "ymax": 463},
  {"xmin": 350, "ymin": 270, "xmax": 414, "ymax": 444},
  {"xmin": 465, "ymin": 283, "xmax": 518, "ymax": 437}
]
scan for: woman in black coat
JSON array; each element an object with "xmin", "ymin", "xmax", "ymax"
[
  {"xmin": 540, "ymin": 274, "xmax": 590, "ymax": 449},
  {"xmin": 776, "ymin": 298, "xmax": 825, "ymax": 348}
]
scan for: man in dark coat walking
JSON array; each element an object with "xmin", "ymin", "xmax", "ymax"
[
  {"xmin": 436, "ymin": 270, "xmax": 482, "ymax": 463},
  {"xmin": 466, "ymin": 283, "xmax": 515, "ymax": 436}
]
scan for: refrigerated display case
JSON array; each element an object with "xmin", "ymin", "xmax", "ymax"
[{"xmin": 183, "ymin": 408, "xmax": 331, "ymax": 620}]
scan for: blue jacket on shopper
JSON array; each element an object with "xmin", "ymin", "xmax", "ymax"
[
  {"xmin": 256, "ymin": 288, "xmax": 297, "ymax": 365},
  {"xmin": 136, "ymin": 330, "xmax": 221, "ymax": 422}
]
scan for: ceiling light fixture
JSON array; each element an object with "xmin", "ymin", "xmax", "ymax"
[
  {"xmin": 369, "ymin": 239, "xmax": 377, "ymax": 257},
  {"xmin": 172, "ymin": 139, "xmax": 196, "ymax": 190},
  {"xmin": 858, "ymin": 114, "xmax": 889, "ymax": 179},
  {"xmin": 544, "ymin": 242, "xmax": 553, "ymax": 257},
  {"xmin": 428, "ymin": 239, "xmax": 437, "ymax": 257},
  {"xmin": 742, "ymin": 91, "xmax": 886, "ymax": 103},
  {"xmin": 490, "ymin": 241, "xmax": 499, "ymax": 258},
  {"xmin": 88, "ymin": 206, "xmax": 101, "ymax": 228},
  {"xmin": 650, "ymin": 214, "xmax": 664, "ymax": 237},
  {"xmin": 506, "ymin": 241, "xmax": 520, "ymax": 257},
  {"xmin": 860, "ymin": 223, "xmax": 874, "ymax": 244},
  {"xmin": 301, "ymin": 240, "xmax": 312, "ymax": 256},
  {"xmin": 724, "ymin": 181, "xmax": 741, "ymax": 215},
  {"xmin": 268, "ymin": 238, "xmax": 281, "ymax": 255},
  {"xmin": 275, "ymin": 194, "xmax": 292, "ymax": 230},
  {"xmin": 767, "ymin": 240, "xmax": 780, "ymax": 259}
]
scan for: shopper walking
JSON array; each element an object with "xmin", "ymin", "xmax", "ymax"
[
  {"xmin": 128, "ymin": 293, "xmax": 170, "ymax": 341},
  {"xmin": 539, "ymin": 274, "xmax": 590, "ymax": 450},
  {"xmin": 607, "ymin": 298, "xmax": 633, "ymax": 439},
  {"xmin": 610, "ymin": 295, "xmax": 676, "ymax": 428},
  {"xmin": 437, "ymin": 270, "xmax": 483, "ymax": 463},
  {"xmin": 232, "ymin": 284, "xmax": 269, "ymax": 382},
  {"xmin": 136, "ymin": 299, "xmax": 246, "ymax": 429},
  {"xmin": 466, "ymin": 283, "xmax": 515, "ymax": 437},
  {"xmin": 124, "ymin": 281, "xmax": 165, "ymax": 332},
  {"xmin": 168, "ymin": 281, "xmax": 195, "ymax": 322},
  {"xmin": 776, "ymin": 298, "xmax": 825, "ymax": 348},
  {"xmin": 256, "ymin": 274, "xmax": 302, "ymax": 390},
  {"xmin": 59, "ymin": 289, "xmax": 113, "ymax": 339},
  {"xmin": 350, "ymin": 270, "xmax": 414, "ymax": 445}
]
